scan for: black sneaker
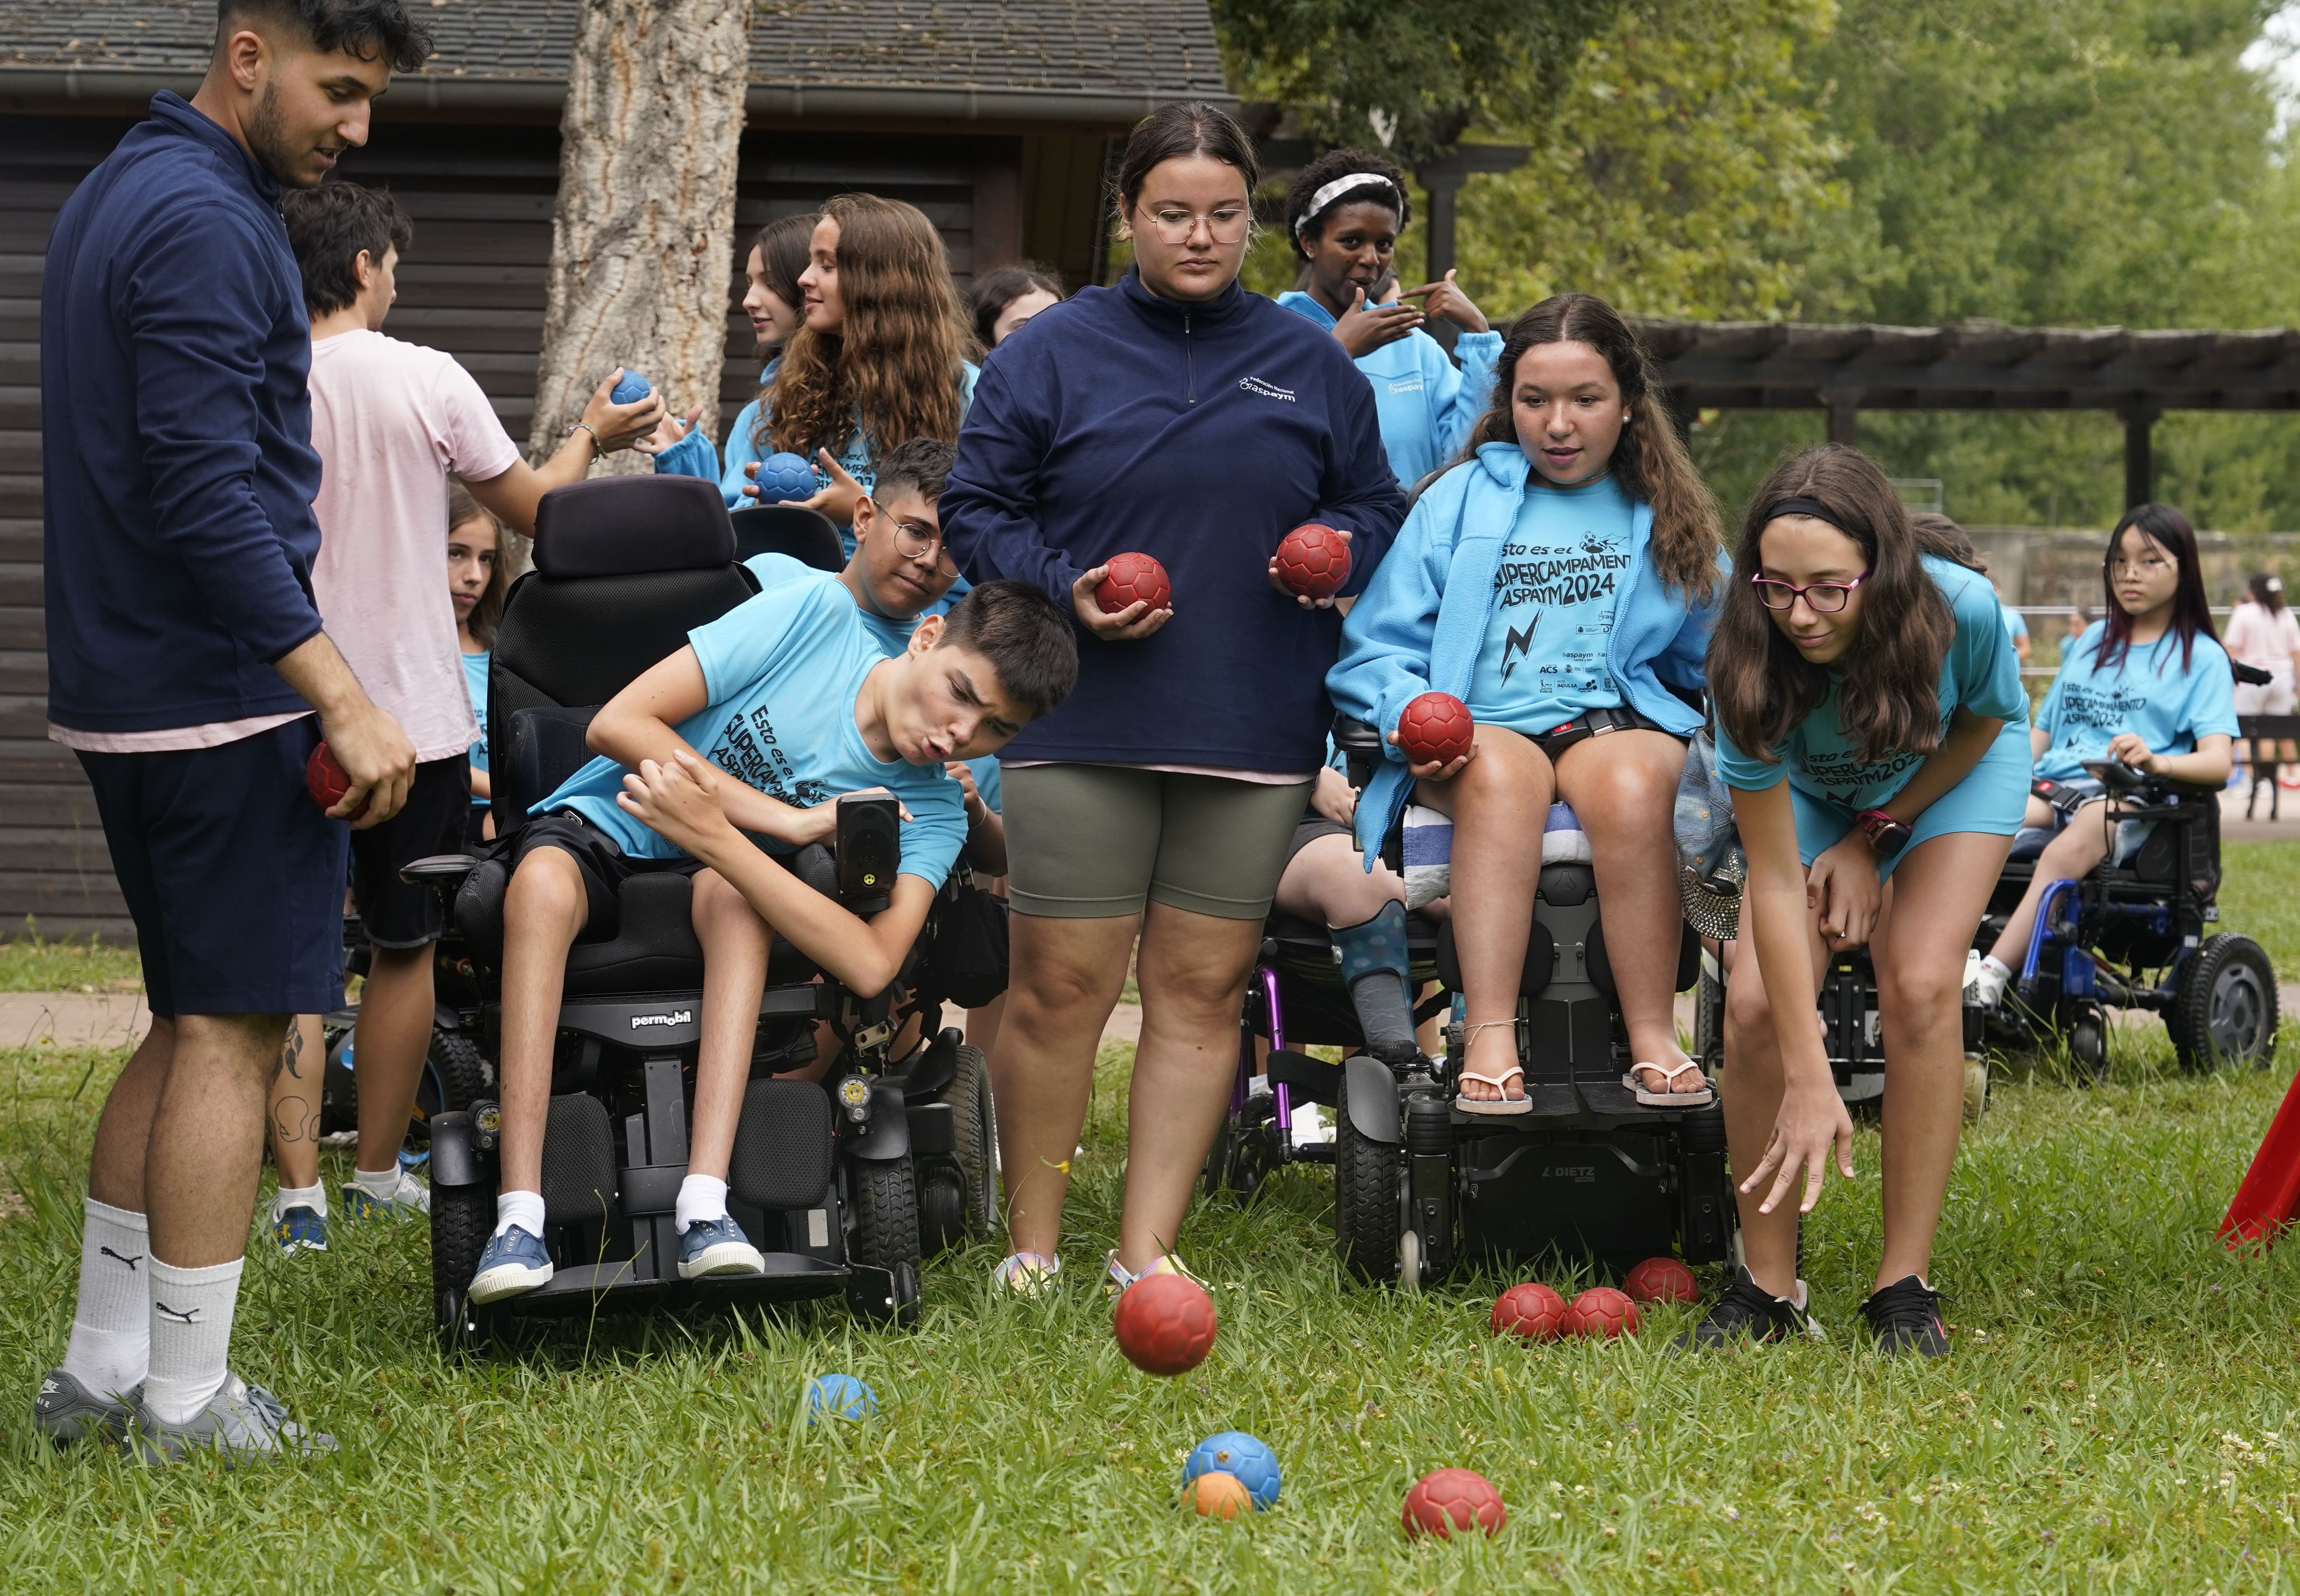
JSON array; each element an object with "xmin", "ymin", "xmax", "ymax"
[
  {"xmin": 1859, "ymin": 1274, "xmax": 1948, "ymax": 1357},
  {"xmin": 1672, "ymin": 1265, "xmax": 1822, "ymax": 1351}
]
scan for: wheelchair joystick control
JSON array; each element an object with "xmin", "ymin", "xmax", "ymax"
[{"xmin": 837, "ymin": 794, "xmax": 902, "ymax": 915}]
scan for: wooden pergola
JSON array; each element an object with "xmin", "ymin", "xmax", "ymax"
[{"xmin": 1629, "ymin": 319, "xmax": 2300, "ymax": 508}]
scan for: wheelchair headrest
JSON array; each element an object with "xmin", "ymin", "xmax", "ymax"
[
  {"xmin": 532, "ymin": 476, "xmax": 734, "ymax": 578},
  {"xmin": 731, "ymin": 505, "xmax": 845, "ymax": 573}
]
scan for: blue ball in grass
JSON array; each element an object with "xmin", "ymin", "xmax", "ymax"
[
  {"xmin": 610, "ymin": 370, "xmax": 652, "ymax": 405},
  {"xmin": 806, "ymin": 1373, "xmax": 877, "ymax": 1423},
  {"xmin": 1183, "ymin": 1431, "xmax": 1280, "ymax": 1510},
  {"xmin": 755, "ymin": 450, "xmax": 816, "ymax": 502}
]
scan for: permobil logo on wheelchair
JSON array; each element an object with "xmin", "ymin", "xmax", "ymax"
[{"xmin": 390, "ymin": 477, "xmax": 1001, "ymax": 1352}]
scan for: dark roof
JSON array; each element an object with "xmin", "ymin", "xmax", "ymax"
[
  {"xmin": 1631, "ymin": 318, "xmax": 2300, "ymax": 415},
  {"xmin": 0, "ymin": 0, "xmax": 1230, "ymax": 114}
]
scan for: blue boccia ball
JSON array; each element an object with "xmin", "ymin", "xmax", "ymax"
[
  {"xmin": 1183, "ymin": 1431, "xmax": 1280, "ymax": 1510},
  {"xmin": 805, "ymin": 1373, "xmax": 877, "ymax": 1424},
  {"xmin": 755, "ymin": 450, "xmax": 816, "ymax": 503},
  {"xmin": 610, "ymin": 370, "xmax": 653, "ymax": 405}
]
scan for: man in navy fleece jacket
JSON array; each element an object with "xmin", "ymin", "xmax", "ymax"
[{"xmin": 34, "ymin": 0, "xmax": 425, "ymax": 1464}]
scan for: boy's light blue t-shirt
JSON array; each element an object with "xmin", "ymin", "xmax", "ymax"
[
  {"xmin": 2000, "ymin": 602, "xmax": 2029, "ymax": 642},
  {"xmin": 536, "ymin": 571, "xmax": 969, "ymax": 886},
  {"xmin": 1464, "ymin": 475, "xmax": 1635, "ymax": 734},
  {"xmin": 741, "ymin": 552, "xmax": 1001, "ymax": 815},
  {"xmin": 462, "ymin": 650, "xmax": 491, "ymax": 805},
  {"xmin": 1716, "ymin": 555, "xmax": 2030, "ymax": 810},
  {"xmin": 2033, "ymin": 622, "xmax": 2240, "ymax": 783}
]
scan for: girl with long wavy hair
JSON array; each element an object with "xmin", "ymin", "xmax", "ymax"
[
  {"xmin": 1968, "ymin": 504, "xmax": 2237, "ymax": 1008},
  {"xmin": 652, "ymin": 195, "xmax": 976, "ymax": 546},
  {"xmin": 1330, "ymin": 291, "xmax": 1725, "ymax": 1115},
  {"xmin": 1698, "ymin": 443, "xmax": 2029, "ymax": 1358}
]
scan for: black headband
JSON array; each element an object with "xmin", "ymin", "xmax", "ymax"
[{"xmin": 1762, "ymin": 497, "xmax": 1846, "ymax": 531}]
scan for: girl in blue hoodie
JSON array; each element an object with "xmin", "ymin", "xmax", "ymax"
[
  {"xmin": 1330, "ymin": 292, "xmax": 1724, "ymax": 1116},
  {"xmin": 1275, "ymin": 148, "xmax": 1503, "ymax": 492}
]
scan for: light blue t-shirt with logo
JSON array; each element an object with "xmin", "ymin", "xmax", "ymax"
[
  {"xmin": 535, "ymin": 570, "xmax": 969, "ymax": 886},
  {"xmin": 1464, "ymin": 474, "xmax": 1635, "ymax": 734},
  {"xmin": 2032, "ymin": 621, "xmax": 2239, "ymax": 783},
  {"xmin": 1715, "ymin": 555, "xmax": 2030, "ymax": 809},
  {"xmin": 462, "ymin": 650, "xmax": 491, "ymax": 807}
]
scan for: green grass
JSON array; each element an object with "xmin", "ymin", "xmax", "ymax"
[
  {"xmin": 0, "ymin": 929, "xmax": 143, "ymax": 994},
  {"xmin": 2222, "ymin": 841, "xmax": 2300, "ymax": 981},
  {"xmin": 4, "ymin": 1031, "xmax": 2300, "ymax": 1592}
]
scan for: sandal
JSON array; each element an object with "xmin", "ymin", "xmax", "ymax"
[
  {"xmin": 1105, "ymin": 1250, "xmax": 1204, "ymax": 1295},
  {"xmin": 992, "ymin": 1251, "xmax": 1061, "ymax": 1296},
  {"xmin": 1454, "ymin": 1062, "xmax": 1533, "ymax": 1116},
  {"xmin": 1624, "ymin": 1060, "xmax": 1715, "ymax": 1107}
]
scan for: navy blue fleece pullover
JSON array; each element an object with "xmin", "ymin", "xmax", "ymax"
[
  {"xmin": 42, "ymin": 93, "xmax": 326, "ymax": 734},
  {"xmin": 941, "ymin": 270, "xmax": 1406, "ymax": 772}
]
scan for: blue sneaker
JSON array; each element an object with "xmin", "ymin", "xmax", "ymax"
[
  {"xmin": 468, "ymin": 1225, "xmax": 553, "ymax": 1304},
  {"xmin": 341, "ymin": 1167, "xmax": 430, "ymax": 1222},
  {"xmin": 273, "ymin": 1206, "xmax": 328, "ymax": 1255},
  {"xmin": 677, "ymin": 1215, "xmax": 765, "ymax": 1280}
]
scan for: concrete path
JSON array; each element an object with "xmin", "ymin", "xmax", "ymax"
[{"xmin": 0, "ymin": 990, "xmax": 151, "ymax": 1050}]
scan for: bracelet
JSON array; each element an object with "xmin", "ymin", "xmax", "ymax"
[
  {"xmin": 1854, "ymin": 807, "xmax": 1912, "ymax": 857},
  {"xmin": 566, "ymin": 421, "xmax": 601, "ymax": 449}
]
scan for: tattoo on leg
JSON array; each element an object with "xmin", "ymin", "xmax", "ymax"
[{"xmin": 273, "ymin": 1023, "xmax": 305, "ymax": 1089}]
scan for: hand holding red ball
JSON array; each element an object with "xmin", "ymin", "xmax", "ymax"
[
  {"xmin": 1073, "ymin": 552, "xmax": 1172, "ymax": 642},
  {"xmin": 1393, "ymin": 691, "xmax": 1475, "ymax": 777},
  {"xmin": 1270, "ymin": 522, "xmax": 1352, "ymax": 605}
]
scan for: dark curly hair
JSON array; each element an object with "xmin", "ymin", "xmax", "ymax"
[
  {"xmin": 281, "ymin": 181, "xmax": 413, "ymax": 316},
  {"xmin": 217, "ymin": 0, "xmax": 432, "ymax": 72},
  {"xmin": 1283, "ymin": 147, "xmax": 1412, "ymax": 259}
]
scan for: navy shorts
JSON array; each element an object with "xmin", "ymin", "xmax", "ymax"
[{"xmin": 76, "ymin": 716, "xmax": 349, "ymax": 1019}]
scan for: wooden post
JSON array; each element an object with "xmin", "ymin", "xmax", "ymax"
[
  {"xmin": 1412, "ymin": 145, "xmax": 1529, "ymax": 354},
  {"xmin": 2123, "ymin": 405, "xmax": 2161, "ymax": 508},
  {"xmin": 528, "ymin": 0, "xmax": 751, "ymax": 476},
  {"xmin": 1826, "ymin": 391, "xmax": 1861, "ymax": 447}
]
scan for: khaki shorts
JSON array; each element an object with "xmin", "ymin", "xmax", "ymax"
[{"xmin": 1002, "ymin": 763, "xmax": 1315, "ymax": 920}]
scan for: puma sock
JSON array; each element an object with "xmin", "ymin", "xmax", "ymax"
[
  {"xmin": 352, "ymin": 1163, "xmax": 402, "ymax": 1203},
  {"xmin": 1970, "ymin": 955, "xmax": 2013, "ymax": 1006},
  {"xmin": 494, "ymin": 1189, "xmax": 546, "ymax": 1240},
  {"xmin": 272, "ymin": 1183, "xmax": 326, "ymax": 1224},
  {"xmin": 141, "ymin": 1256, "xmax": 243, "ymax": 1425},
  {"xmin": 1333, "ymin": 901, "xmax": 1418, "ymax": 1062},
  {"xmin": 675, "ymin": 1175, "xmax": 730, "ymax": 1234},
  {"xmin": 60, "ymin": 1198, "xmax": 151, "ymax": 1400}
]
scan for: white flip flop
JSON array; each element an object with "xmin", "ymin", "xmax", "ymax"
[
  {"xmin": 1455, "ymin": 1062, "xmax": 1534, "ymax": 1116},
  {"xmin": 1624, "ymin": 1060, "xmax": 1715, "ymax": 1108}
]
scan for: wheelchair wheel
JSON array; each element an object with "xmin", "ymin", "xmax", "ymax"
[
  {"xmin": 944, "ymin": 1044, "xmax": 999, "ymax": 1235},
  {"xmin": 1333, "ymin": 1081, "xmax": 1401, "ymax": 1285},
  {"xmin": 918, "ymin": 1163, "xmax": 966, "ymax": 1259},
  {"xmin": 2171, "ymin": 935, "xmax": 2279, "ymax": 1072},
  {"xmin": 431, "ymin": 1176, "xmax": 495, "ymax": 1356},
  {"xmin": 415, "ymin": 1027, "xmax": 491, "ymax": 1134},
  {"xmin": 1693, "ymin": 954, "xmax": 1725, "ymax": 1075},
  {"xmin": 2069, "ymin": 1004, "xmax": 2109, "ymax": 1083},
  {"xmin": 845, "ymin": 1158, "xmax": 923, "ymax": 1326}
]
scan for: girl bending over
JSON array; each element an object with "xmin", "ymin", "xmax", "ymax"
[{"xmin": 1330, "ymin": 292, "xmax": 1723, "ymax": 1113}]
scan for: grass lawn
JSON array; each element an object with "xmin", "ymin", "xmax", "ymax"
[
  {"xmin": 0, "ymin": 931, "xmax": 143, "ymax": 994},
  {"xmin": 2221, "ymin": 841, "xmax": 2300, "ymax": 981},
  {"xmin": 4, "ymin": 1026, "xmax": 2300, "ymax": 1592}
]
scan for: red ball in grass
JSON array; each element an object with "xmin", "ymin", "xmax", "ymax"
[
  {"xmin": 1274, "ymin": 522, "xmax": 1351, "ymax": 600},
  {"xmin": 1184, "ymin": 1471, "xmax": 1253, "ymax": 1520},
  {"xmin": 1112, "ymin": 1272, "xmax": 1217, "ymax": 1376},
  {"xmin": 1624, "ymin": 1256, "xmax": 1700, "ymax": 1307},
  {"xmin": 1094, "ymin": 551, "xmax": 1172, "ymax": 615},
  {"xmin": 1564, "ymin": 1285, "xmax": 1642, "ymax": 1340},
  {"xmin": 1489, "ymin": 1282, "xmax": 1569, "ymax": 1342},
  {"xmin": 1401, "ymin": 1468, "xmax": 1508, "ymax": 1540},
  {"xmin": 305, "ymin": 741, "xmax": 369, "ymax": 822},
  {"xmin": 1396, "ymin": 692, "xmax": 1474, "ymax": 766}
]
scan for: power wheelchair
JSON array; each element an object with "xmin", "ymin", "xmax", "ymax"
[
  {"xmin": 1209, "ymin": 717, "xmax": 1737, "ymax": 1288},
  {"xmin": 403, "ymin": 476, "xmax": 997, "ymax": 1352}
]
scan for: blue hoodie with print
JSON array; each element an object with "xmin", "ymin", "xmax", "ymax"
[{"xmin": 1274, "ymin": 291, "xmax": 1503, "ymax": 490}]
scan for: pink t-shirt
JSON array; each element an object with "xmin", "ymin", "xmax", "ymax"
[
  {"xmin": 2224, "ymin": 600, "xmax": 2300, "ymax": 678},
  {"xmin": 308, "ymin": 329, "xmax": 523, "ymax": 762}
]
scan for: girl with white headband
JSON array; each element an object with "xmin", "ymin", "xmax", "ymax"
[{"xmin": 1277, "ymin": 149, "xmax": 1502, "ymax": 490}]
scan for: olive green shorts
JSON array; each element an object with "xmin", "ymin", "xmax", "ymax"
[{"xmin": 1001, "ymin": 763, "xmax": 1317, "ymax": 920}]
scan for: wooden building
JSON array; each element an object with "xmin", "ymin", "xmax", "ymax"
[{"xmin": 0, "ymin": 0, "xmax": 1230, "ymax": 938}]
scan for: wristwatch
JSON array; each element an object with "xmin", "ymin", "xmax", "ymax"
[{"xmin": 1855, "ymin": 808, "xmax": 1912, "ymax": 857}]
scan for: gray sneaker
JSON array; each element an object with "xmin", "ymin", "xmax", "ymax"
[
  {"xmin": 126, "ymin": 1373, "xmax": 336, "ymax": 1465},
  {"xmin": 34, "ymin": 1367, "xmax": 138, "ymax": 1447}
]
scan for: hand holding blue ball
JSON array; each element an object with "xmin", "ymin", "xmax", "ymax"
[
  {"xmin": 753, "ymin": 450, "xmax": 817, "ymax": 503},
  {"xmin": 610, "ymin": 370, "xmax": 652, "ymax": 406}
]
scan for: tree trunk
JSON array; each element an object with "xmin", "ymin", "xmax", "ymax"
[{"xmin": 527, "ymin": 0, "xmax": 749, "ymax": 476}]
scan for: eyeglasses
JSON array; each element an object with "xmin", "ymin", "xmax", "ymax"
[
  {"xmin": 2106, "ymin": 553, "xmax": 2172, "ymax": 576},
  {"xmin": 1135, "ymin": 201, "xmax": 1252, "ymax": 246},
  {"xmin": 1751, "ymin": 572, "xmax": 1869, "ymax": 613},
  {"xmin": 875, "ymin": 500, "xmax": 957, "ymax": 576}
]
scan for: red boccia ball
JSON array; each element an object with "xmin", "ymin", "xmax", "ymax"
[
  {"xmin": 1095, "ymin": 552, "xmax": 1172, "ymax": 616},
  {"xmin": 1112, "ymin": 1272, "xmax": 1218, "ymax": 1376},
  {"xmin": 1490, "ymin": 1282, "xmax": 1569, "ymax": 1343},
  {"xmin": 1623, "ymin": 1256, "xmax": 1699, "ymax": 1307},
  {"xmin": 1396, "ymin": 692, "xmax": 1474, "ymax": 766},
  {"xmin": 1401, "ymin": 1468, "xmax": 1508, "ymax": 1540},
  {"xmin": 305, "ymin": 741, "xmax": 370, "ymax": 822},
  {"xmin": 1564, "ymin": 1286, "xmax": 1641, "ymax": 1340},
  {"xmin": 1274, "ymin": 522, "xmax": 1351, "ymax": 601}
]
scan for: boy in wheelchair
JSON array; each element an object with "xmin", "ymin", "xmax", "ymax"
[
  {"xmin": 469, "ymin": 576, "xmax": 1076, "ymax": 1304},
  {"xmin": 1967, "ymin": 505, "xmax": 2238, "ymax": 1013}
]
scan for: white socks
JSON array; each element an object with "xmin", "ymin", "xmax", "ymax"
[
  {"xmin": 675, "ymin": 1174, "xmax": 729, "ymax": 1234},
  {"xmin": 494, "ymin": 1189, "xmax": 546, "ymax": 1239},
  {"xmin": 61, "ymin": 1198, "xmax": 150, "ymax": 1401},
  {"xmin": 272, "ymin": 1183, "xmax": 326, "ymax": 1223},
  {"xmin": 352, "ymin": 1164, "xmax": 401, "ymax": 1203},
  {"xmin": 140, "ymin": 1256, "xmax": 242, "ymax": 1425},
  {"xmin": 1969, "ymin": 955, "xmax": 2012, "ymax": 1007}
]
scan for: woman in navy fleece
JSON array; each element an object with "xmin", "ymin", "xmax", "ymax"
[{"xmin": 941, "ymin": 102, "xmax": 1405, "ymax": 1293}]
